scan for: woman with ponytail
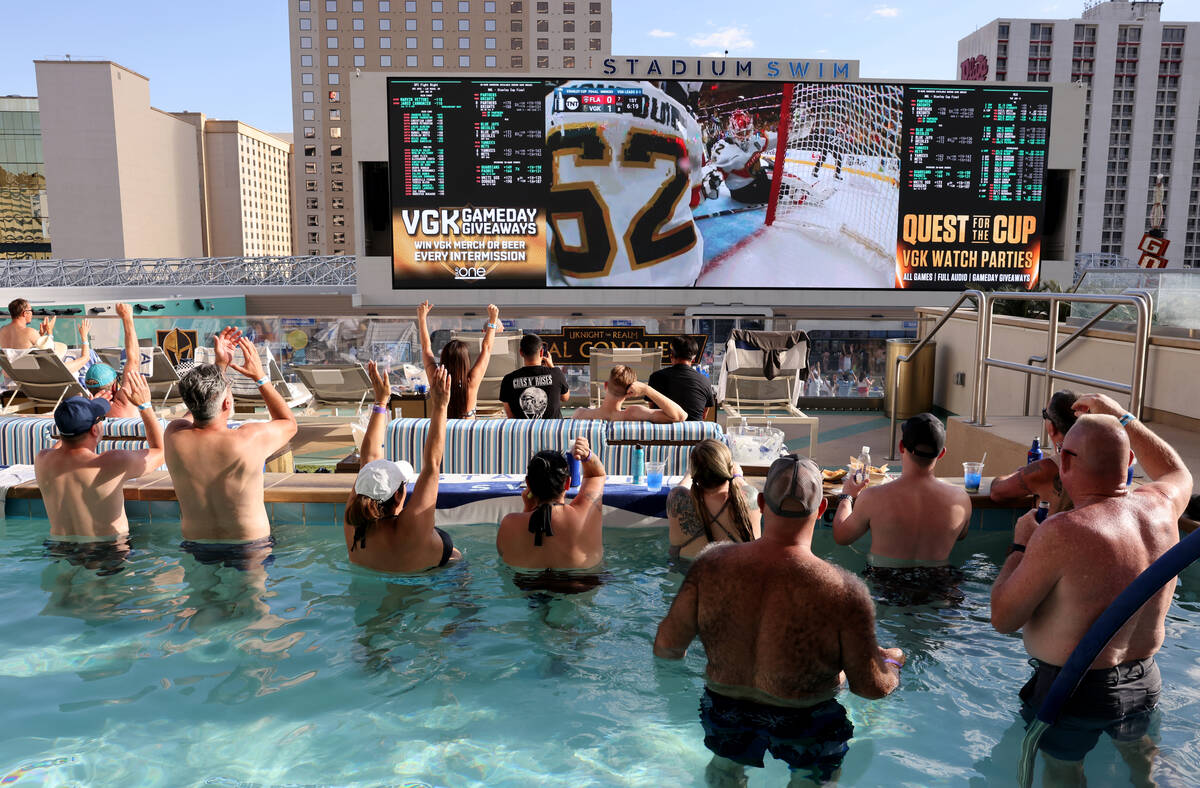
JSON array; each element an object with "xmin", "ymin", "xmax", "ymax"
[
  {"xmin": 343, "ymin": 360, "xmax": 460, "ymax": 572},
  {"xmin": 667, "ymin": 439, "xmax": 760, "ymax": 563},
  {"xmin": 417, "ymin": 300, "xmax": 501, "ymax": 420}
]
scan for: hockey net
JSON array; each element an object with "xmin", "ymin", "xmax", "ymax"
[{"xmin": 765, "ymin": 83, "xmax": 904, "ymax": 271}]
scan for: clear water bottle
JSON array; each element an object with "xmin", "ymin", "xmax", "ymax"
[
  {"xmin": 856, "ymin": 445, "xmax": 871, "ymax": 485},
  {"xmin": 632, "ymin": 445, "xmax": 645, "ymax": 485}
]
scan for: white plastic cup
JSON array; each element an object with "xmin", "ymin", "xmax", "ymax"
[{"xmin": 963, "ymin": 462, "xmax": 984, "ymax": 493}]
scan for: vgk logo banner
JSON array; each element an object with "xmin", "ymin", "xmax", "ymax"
[
  {"xmin": 895, "ymin": 212, "xmax": 1041, "ymax": 290},
  {"xmin": 157, "ymin": 329, "xmax": 198, "ymax": 366}
]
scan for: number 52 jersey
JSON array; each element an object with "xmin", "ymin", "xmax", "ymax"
[{"xmin": 545, "ymin": 81, "xmax": 705, "ymax": 287}]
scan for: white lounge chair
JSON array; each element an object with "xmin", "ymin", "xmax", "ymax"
[
  {"xmin": 194, "ymin": 345, "xmax": 313, "ymax": 411},
  {"xmin": 0, "ymin": 348, "xmax": 89, "ymax": 412},
  {"xmin": 717, "ymin": 329, "xmax": 819, "ymax": 461},
  {"xmin": 588, "ymin": 347, "xmax": 662, "ymax": 407},
  {"xmin": 293, "ymin": 363, "xmax": 372, "ymax": 415}
]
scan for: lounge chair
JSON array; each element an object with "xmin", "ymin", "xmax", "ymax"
[
  {"xmin": 716, "ymin": 329, "xmax": 819, "ymax": 461},
  {"xmin": 96, "ymin": 345, "xmax": 183, "ymax": 406},
  {"xmin": 293, "ymin": 363, "xmax": 372, "ymax": 415},
  {"xmin": 588, "ymin": 347, "xmax": 662, "ymax": 407},
  {"xmin": 194, "ymin": 345, "xmax": 313, "ymax": 410},
  {"xmin": 0, "ymin": 348, "xmax": 88, "ymax": 413}
]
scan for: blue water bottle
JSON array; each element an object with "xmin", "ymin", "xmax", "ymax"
[
  {"xmin": 632, "ymin": 445, "xmax": 645, "ymax": 485},
  {"xmin": 1027, "ymin": 437, "xmax": 1043, "ymax": 465},
  {"xmin": 567, "ymin": 452, "xmax": 582, "ymax": 489},
  {"xmin": 1127, "ymin": 456, "xmax": 1135, "ymax": 487}
]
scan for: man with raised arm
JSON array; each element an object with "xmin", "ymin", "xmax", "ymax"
[
  {"xmin": 571, "ymin": 365, "xmax": 687, "ymax": 423},
  {"xmin": 656, "ymin": 455, "xmax": 905, "ymax": 786},
  {"xmin": 991, "ymin": 393, "xmax": 1192, "ymax": 779},
  {"xmin": 164, "ymin": 328, "xmax": 297, "ymax": 549},
  {"xmin": 0, "ymin": 302, "xmax": 92, "ymax": 375},
  {"xmin": 82, "ymin": 303, "xmax": 143, "ymax": 418},
  {"xmin": 35, "ymin": 371, "xmax": 164, "ymax": 541},
  {"xmin": 832, "ymin": 413, "xmax": 972, "ymax": 604}
]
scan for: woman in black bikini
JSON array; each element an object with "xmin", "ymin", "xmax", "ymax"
[
  {"xmin": 343, "ymin": 359, "xmax": 459, "ymax": 573},
  {"xmin": 417, "ymin": 300, "xmax": 501, "ymax": 420},
  {"xmin": 667, "ymin": 439, "xmax": 760, "ymax": 563}
]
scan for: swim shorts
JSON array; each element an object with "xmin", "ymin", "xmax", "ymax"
[
  {"xmin": 1018, "ymin": 656, "xmax": 1160, "ymax": 762},
  {"xmin": 180, "ymin": 536, "xmax": 276, "ymax": 570},
  {"xmin": 44, "ymin": 538, "xmax": 132, "ymax": 576},
  {"xmin": 511, "ymin": 569, "xmax": 606, "ymax": 595},
  {"xmin": 861, "ymin": 565, "xmax": 965, "ymax": 606},
  {"xmin": 698, "ymin": 689, "xmax": 853, "ymax": 781}
]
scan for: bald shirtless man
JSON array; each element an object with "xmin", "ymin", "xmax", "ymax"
[
  {"xmin": 656, "ymin": 454, "xmax": 905, "ymax": 786},
  {"xmin": 165, "ymin": 328, "xmax": 297, "ymax": 555},
  {"xmin": 832, "ymin": 413, "xmax": 971, "ymax": 604},
  {"xmin": 35, "ymin": 371, "xmax": 164, "ymax": 541},
  {"xmin": 991, "ymin": 393, "xmax": 1192, "ymax": 781},
  {"xmin": 571, "ymin": 365, "xmax": 686, "ymax": 423}
]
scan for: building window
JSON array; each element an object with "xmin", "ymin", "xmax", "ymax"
[
  {"xmin": 307, "ymin": 214, "xmax": 320, "ymax": 226},
  {"xmin": 302, "ymin": 90, "xmax": 315, "ymax": 102},
  {"xmin": 511, "ymin": 37, "xmax": 522, "ymax": 49},
  {"xmin": 511, "ymin": 54, "xmax": 523, "ymax": 67},
  {"xmin": 563, "ymin": 55, "xmax": 575, "ymax": 68},
  {"xmin": 588, "ymin": 19, "xmax": 600, "ymax": 32},
  {"xmin": 537, "ymin": 55, "xmax": 549, "ymax": 68},
  {"xmin": 304, "ymin": 126, "xmax": 316, "ymax": 137},
  {"xmin": 326, "ymin": 36, "xmax": 338, "ymax": 47},
  {"xmin": 406, "ymin": 18, "xmax": 417, "ymax": 29},
  {"xmin": 304, "ymin": 144, "xmax": 317, "ymax": 156},
  {"xmin": 328, "ymin": 72, "xmax": 340, "ymax": 84},
  {"xmin": 305, "ymin": 162, "xmax": 318, "ymax": 174},
  {"xmin": 354, "ymin": 54, "xmax": 365, "ymax": 66},
  {"xmin": 299, "ymin": 18, "xmax": 312, "ymax": 30},
  {"xmin": 589, "ymin": 38, "xmax": 600, "ymax": 50},
  {"xmin": 330, "ymin": 108, "xmax": 342, "ymax": 119},
  {"xmin": 306, "ymin": 180, "xmax": 317, "ymax": 191},
  {"xmin": 459, "ymin": 18, "xmax": 470, "ymax": 30},
  {"xmin": 458, "ymin": 37, "xmax": 470, "ymax": 47},
  {"xmin": 536, "ymin": 1, "xmax": 548, "ymax": 10},
  {"xmin": 433, "ymin": 18, "xmax": 444, "ymax": 29},
  {"xmin": 510, "ymin": 19, "xmax": 522, "ymax": 31},
  {"xmin": 407, "ymin": 36, "xmax": 418, "ymax": 47},
  {"xmin": 485, "ymin": 37, "xmax": 496, "ymax": 48},
  {"xmin": 459, "ymin": 54, "xmax": 470, "ymax": 67},
  {"xmin": 326, "ymin": 18, "xmax": 338, "ymax": 30},
  {"xmin": 303, "ymin": 108, "xmax": 315, "ymax": 120},
  {"xmin": 353, "ymin": 18, "xmax": 365, "ymax": 29},
  {"xmin": 432, "ymin": 0, "xmax": 442, "ymax": 9},
  {"xmin": 382, "ymin": 54, "xmax": 394, "ymax": 65},
  {"xmin": 485, "ymin": 0, "xmax": 496, "ymax": 8},
  {"xmin": 330, "ymin": 126, "xmax": 343, "ymax": 138},
  {"xmin": 332, "ymin": 232, "xmax": 346, "ymax": 244},
  {"xmin": 484, "ymin": 18, "xmax": 496, "ymax": 30},
  {"xmin": 433, "ymin": 54, "xmax": 444, "ymax": 66},
  {"xmin": 433, "ymin": 36, "xmax": 444, "ymax": 47},
  {"xmin": 510, "ymin": 1, "xmax": 522, "ymax": 11},
  {"xmin": 353, "ymin": 36, "xmax": 365, "ymax": 47},
  {"xmin": 329, "ymin": 90, "xmax": 341, "ymax": 101},
  {"xmin": 332, "ymin": 180, "xmax": 345, "ymax": 191},
  {"xmin": 327, "ymin": 54, "xmax": 339, "ymax": 66},
  {"xmin": 353, "ymin": 0, "xmax": 363, "ymax": 9},
  {"xmin": 300, "ymin": 36, "xmax": 313, "ymax": 48},
  {"xmin": 381, "ymin": 0, "xmax": 392, "ymax": 7},
  {"xmin": 308, "ymin": 248, "xmax": 320, "ymax": 255},
  {"xmin": 589, "ymin": 0, "xmax": 599, "ymax": 11},
  {"xmin": 380, "ymin": 18, "xmax": 392, "ymax": 29},
  {"xmin": 302, "ymin": 72, "xmax": 314, "ymax": 84},
  {"xmin": 563, "ymin": 0, "xmax": 574, "ymax": 11},
  {"xmin": 380, "ymin": 36, "xmax": 391, "ymax": 46},
  {"xmin": 309, "ymin": 231, "xmax": 321, "ymax": 243},
  {"xmin": 537, "ymin": 38, "xmax": 548, "ymax": 49},
  {"xmin": 536, "ymin": 19, "xmax": 548, "ymax": 32},
  {"xmin": 299, "ymin": 0, "xmax": 311, "ymax": 9},
  {"xmin": 333, "ymin": 215, "xmax": 346, "ymax": 226},
  {"xmin": 459, "ymin": 0, "xmax": 470, "ymax": 9},
  {"xmin": 331, "ymin": 161, "xmax": 345, "ymax": 173},
  {"xmin": 331, "ymin": 144, "xmax": 344, "ymax": 156},
  {"xmin": 332, "ymin": 198, "xmax": 345, "ymax": 208},
  {"xmin": 307, "ymin": 197, "xmax": 319, "ymax": 209},
  {"xmin": 563, "ymin": 38, "xmax": 574, "ymax": 50},
  {"xmin": 485, "ymin": 55, "xmax": 496, "ymax": 67},
  {"xmin": 563, "ymin": 19, "xmax": 574, "ymax": 32},
  {"xmin": 301, "ymin": 54, "xmax": 313, "ymax": 66},
  {"xmin": 326, "ymin": 0, "xmax": 337, "ymax": 9}
]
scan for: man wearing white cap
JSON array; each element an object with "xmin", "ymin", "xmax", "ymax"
[{"xmin": 344, "ymin": 360, "xmax": 458, "ymax": 572}]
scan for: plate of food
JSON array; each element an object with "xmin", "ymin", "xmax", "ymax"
[{"xmin": 847, "ymin": 458, "xmax": 891, "ymax": 482}]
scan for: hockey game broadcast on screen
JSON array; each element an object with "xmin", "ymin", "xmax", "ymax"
[{"xmin": 387, "ymin": 77, "xmax": 1052, "ymax": 291}]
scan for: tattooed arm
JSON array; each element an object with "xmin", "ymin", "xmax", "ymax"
[{"xmin": 667, "ymin": 486, "xmax": 707, "ymax": 548}]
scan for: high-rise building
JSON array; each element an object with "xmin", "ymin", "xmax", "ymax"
[
  {"xmin": 957, "ymin": 1, "xmax": 1200, "ymax": 267},
  {"xmin": 287, "ymin": 0, "xmax": 613, "ymax": 256},
  {"xmin": 34, "ymin": 60, "xmax": 294, "ymax": 260},
  {"xmin": 0, "ymin": 97, "xmax": 51, "ymax": 260}
]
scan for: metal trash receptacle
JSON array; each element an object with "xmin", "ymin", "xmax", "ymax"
[{"xmin": 885, "ymin": 339, "xmax": 936, "ymax": 421}]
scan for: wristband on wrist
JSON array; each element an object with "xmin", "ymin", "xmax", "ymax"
[
  {"xmin": 254, "ymin": 376, "xmax": 270, "ymax": 387},
  {"xmin": 136, "ymin": 402, "xmax": 151, "ymax": 412},
  {"xmin": 883, "ymin": 657, "xmax": 902, "ymax": 670},
  {"xmin": 372, "ymin": 404, "xmax": 389, "ymax": 415},
  {"xmin": 583, "ymin": 450, "xmax": 592, "ymax": 463},
  {"xmin": 837, "ymin": 493, "xmax": 854, "ymax": 504},
  {"xmin": 1119, "ymin": 412, "xmax": 1135, "ymax": 426},
  {"xmin": 486, "ymin": 322, "xmax": 497, "ymax": 329},
  {"xmin": 1008, "ymin": 542, "xmax": 1026, "ymax": 555}
]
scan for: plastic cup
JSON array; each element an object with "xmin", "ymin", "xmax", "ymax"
[
  {"xmin": 963, "ymin": 462, "xmax": 984, "ymax": 493},
  {"xmin": 646, "ymin": 462, "xmax": 665, "ymax": 493}
]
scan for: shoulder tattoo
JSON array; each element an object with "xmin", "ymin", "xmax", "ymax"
[{"xmin": 668, "ymin": 488, "xmax": 706, "ymax": 537}]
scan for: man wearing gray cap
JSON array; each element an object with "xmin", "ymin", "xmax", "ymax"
[
  {"xmin": 655, "ymin": 454, "xmax": 905, "ymax": 786},
  {"xmin": 832, "ymin": 413, "xmax": 971, "ymax": 604}
]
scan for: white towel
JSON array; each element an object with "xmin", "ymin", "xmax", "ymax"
[{"xmin": 0, "ymin": 464, "xmax": 36, "ymax": 519}]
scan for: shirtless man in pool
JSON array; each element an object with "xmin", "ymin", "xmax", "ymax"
[
  {"xmin": 164, "ymin": 328, "xmax": 296, "ymax": 546},
  {"xmin": 655, "ymin": 454, "xmax": 905, "ymax": 786}
]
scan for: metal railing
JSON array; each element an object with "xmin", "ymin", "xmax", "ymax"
[
  {"xmin": 0, "ymin": 255, "xmax": 357, "ymax": 288},
  {"xmin": 977, "ymin": 290, "xmax": 1152, "ymax": 427},
  {"xmin": 886, "ymin": 290, "xmax": 987, "ymax": 461}
]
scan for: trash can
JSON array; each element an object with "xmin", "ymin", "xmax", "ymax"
[{"xmin": 885, "ymin": 338, "xmax": 936, "ymax": 421}]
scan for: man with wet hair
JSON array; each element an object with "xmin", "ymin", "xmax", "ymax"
[
  {"xmin": 648, "ymin": 335, "xmax": 715, "ymax": 421},
  {"xmin": 572, "ymin": 365, "xmax": 686, "ymax": 423},
  {"xmin": 164, "ymin": 328, "xmax": 297, "ymax": 552},
  {"xmin": 832, "ymin": 413, "xmax": 972, "ymax": 603},
  {"xmin": 35, "ymin": 371, "xmax": 164, "ymax": 542},
  {"xmin": 991, "ymin": 393, "xmax": 1192, "ymax": 780},
  {"xmin": 991, "ymin": 389, "xmax": 1080, "ymax": 514},
  {"xmin": 655, "ymin": 454, "xmax": 906, "ymax": 786}
]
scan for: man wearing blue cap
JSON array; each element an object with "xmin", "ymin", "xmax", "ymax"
[
  {"xmin": 34, "ymin": 370, "xmax": 164, "ymax": 541},
  {"xmin": 82, "ymin": 303, "xmax": 144, "ymax": 418}
]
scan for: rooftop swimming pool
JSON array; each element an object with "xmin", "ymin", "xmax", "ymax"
[{"xmin": 1, "ymin": 520, "xmax": 1198, "ymax": 787}]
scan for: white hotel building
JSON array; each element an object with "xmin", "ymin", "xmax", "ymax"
[{"xmin": 957, "ymin": 0, "xmax": 1200, "ymax": 268}]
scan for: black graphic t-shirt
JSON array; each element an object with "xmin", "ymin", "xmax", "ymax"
[
  {"xmin": 648, "ymin": 364, "xmax": 715, "ymax": 421},
  {"xmin": 499, "ymin": 365, "xmax": 569, "ymax": 419}
]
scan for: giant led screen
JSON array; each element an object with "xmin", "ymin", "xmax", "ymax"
[{"xmin": 388, "ymin": 78, "xmax": 1052, "ymax": 290}]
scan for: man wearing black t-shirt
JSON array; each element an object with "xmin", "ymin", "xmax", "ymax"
[
  {"xmin": 648, "ymin": 336, "xmax": 715, "ymax": 422},
  {"xmin": 500, "ymin": 333, "xmax": 571, "ymax": 419}
]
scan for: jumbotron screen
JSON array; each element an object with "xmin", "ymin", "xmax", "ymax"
[{"xmin": 387, "ymin": 78, "xmax": 1052, "ymax": 290}]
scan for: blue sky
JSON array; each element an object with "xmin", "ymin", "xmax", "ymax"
[{"xmin": 3, "ymin": 0, "xmax": 1193, "ymax": 133}]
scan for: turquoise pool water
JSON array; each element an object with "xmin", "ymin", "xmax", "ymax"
[{"xmin": 1, "ymin": 519, "xmax": 1198, "ymax": 787}]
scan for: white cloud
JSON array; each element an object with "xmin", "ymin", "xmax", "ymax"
[
  {"xmin": 869, "ymin": 5, "xmax": 900, "ymax": 17},
  {"xmin": 648, "ymin": 29, "xmax": 676, "ymax": 38},
  {"xmin": 688, "ymin": 26, "xmax": 755, "ymax": 53}
]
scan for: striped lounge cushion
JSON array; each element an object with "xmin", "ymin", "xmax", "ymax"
[
  {"xmin": 384, "ymin": 418, "xmax": 608, "ymax": 475},
  {"xmin": 603, "ymin": 420, "xmax": 725, "ymax": 477},
  {"xmin": 0, "ymin": 416, "xmax": 165, "ymax": 466}
]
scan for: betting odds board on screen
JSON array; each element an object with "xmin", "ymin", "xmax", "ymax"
[{"xmin": 387, "ymin": 78, "xmax": 1052, "ymax": 291}]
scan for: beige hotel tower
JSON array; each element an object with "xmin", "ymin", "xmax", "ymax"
[{"xmin": 288, "ymin": 0, "xmax": 613, "ymax": 256}]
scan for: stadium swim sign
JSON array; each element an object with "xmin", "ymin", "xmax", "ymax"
[{"xmin": 602, "ymin": 56, "xmax": 859, "ymax": 82}]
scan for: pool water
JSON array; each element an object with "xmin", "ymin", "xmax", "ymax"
[{"xmin": 1, "ymin": 519, "xmax": 1199, "ymax": 787}]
